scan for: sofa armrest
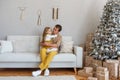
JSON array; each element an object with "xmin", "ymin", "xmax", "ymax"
[{"xmin": 74, "ymin": 46, "xmax": 83, "ymax": 68}]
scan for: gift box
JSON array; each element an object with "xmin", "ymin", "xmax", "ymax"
[
  {"xmin": 97, "ymin": 71, "xmax": 109, "ymax": 80},
  {"xmin": 105, "ymin": 60, "xmax": 119, "ymax": 64},
  {"xmin": 83, "ymin": 51, "xmax": 89, "ymax": 66},
  {"xmin": 117, "ymin": 57, "xmax": 120, "ymax": 62},
  {"xmin": 85, "ymin": 33, "xmax": 94, "ymax": 52},
  {"xmin": 85, "ymin": 44, "xmax": 90, "ymax": 51},
  {"xmin": 84, "ymin": 51, "xmax": 89, "ymax": 56},
  {"xmin": 78, "ymin": 77, "xmax": 87, "ymax": 80},
  {"xmin": 85, "ymin": 56, "xmax": 103, "ymax": 71},
  {"xmin": 85, "ymin": 56, "xmax": 93, "ymax": 67},
  {"xmin": 96, "ymin": 67, "xmax": 108, "ymax": 73},
  {"xmin": 78, "ymin": 70, "xmax": 93, "ymax": 78},
  {"xmin": 86, "ymin": 33, "xmax": 94, "ymax": 42},
  {"xmin": 118, "ymin": 64, "xmax": 120, "ymax": 79},
  {"xmin": 87, "ymin": 77, "xmax": 97, "ymax": 80},
  {"xmin": 92, "ymin": 59, "xmax": 103, "ymax": 71},
  {"xmin": 117, "ymin": 58, "xmax": 120, "ymax": 79},
  {"xmin": 103, "ymin": 60, "xmax": 119, "ymax": 79},
  {"xmin": 84, "ymin": 67, "xmax": 93, "ymax": 73},
  {"xmin": 85, "ymin": 42, "xmax": 93, "ymax": 52}
]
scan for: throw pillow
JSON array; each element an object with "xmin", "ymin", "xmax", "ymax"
[
  {"xmin": 0, "ymin": 40, "xmax": 13, "ymax": 53},
  {"xmin": 60, "ymin": 41, "xmax": 74, "ymax": 53}
]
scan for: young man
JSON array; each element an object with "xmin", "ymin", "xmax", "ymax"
[{"xmin": 32, "ymin": 24, "xmax": 62, "ymax": 76}]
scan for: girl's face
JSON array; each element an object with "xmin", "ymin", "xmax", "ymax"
[{"xmin": 46, "ymin": 29, "xmax": 52, "ymax": 34}]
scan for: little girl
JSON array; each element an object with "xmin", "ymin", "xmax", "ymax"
[{"xmin": 42, "ymin": 27, "xmax": 58, "ymax": 53}]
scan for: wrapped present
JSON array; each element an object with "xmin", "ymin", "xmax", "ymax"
[
  {"xmin": 85, "ymin": 56, "xmax": 93, "ymax": 67},
  {"xmin": 85, "ymin": 33, "xmax": 94, "ymax": 52},
  {"xmin": 83, "ymin": 51, "xmax": 88, "ymax": 67},
  {"xmin": 105, "ymin": 60, "xmax": 119, "ymax": 64},
  {"xmin": 84, "ymin": 51, "xmax": 89, "ymax": 56},
  {"xmin": 84, "ymin": 67, "xmax": 93, "ymax": 73},
  {"xmin": 78, "ymin": 69, "xmax": 84, "ymax": 75},
  {"xmin": 85, "ymin": 41, "xmax": 90, "ymax": 46},
  {"xmin": 103, "ymin": 60, "xmax": 119, "ymax": 79},
  {"xmin": 86, "ymin": 33, "xmax": 94, "ymax": 42},
  {"xmin": 96, "ymin": 67, "xmax": 108, "ymax": 73},
  {"xmin": 97, "ymin": 71, "xmax": 109, "ymax": 80},
  {"xmin": 92, "ymin": 59, "xmax": 103, "ymax": 71},
  {"xmin": 78, "ymin": 77, "xmax": 87, "ymax": 80},
  {"xmin": 87, "ymin": 77, "xmax": 97, "ymax": 80},
  {"xmin": 85, "ymin": 42, "xmax": 93, "ymax": 52},
  {"xmin": 78, "ymin": 70, "xmax": 93, "ymax": 78},
  {"xmin": 118, "ymin": 64, "xmax": 120, "ymax": 79},
  {"xmin": 117, "ymin": 57, "xmax": 120, "ymax": 61}
]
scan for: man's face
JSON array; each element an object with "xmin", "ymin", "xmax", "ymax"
[{"xmin": 53, "ymin": 27, "xmax": 59, "ymax": 34}]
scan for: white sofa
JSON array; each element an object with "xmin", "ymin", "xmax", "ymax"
[{"xmin": 0, "ymin": 35, "xmax": 83, "ymax": 73}]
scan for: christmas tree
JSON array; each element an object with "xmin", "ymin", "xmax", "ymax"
[{"xmin": 89, "ymin": 0, "xmax": 120, "ymax": 60}]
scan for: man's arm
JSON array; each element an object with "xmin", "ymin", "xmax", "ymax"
[
  {"xmin": 46, "ymin": 43, "xmax": 58, "ymax": 48},
  {"xmin": 40, "ymin": 42, "xmax": 50, "ymax": 47}
]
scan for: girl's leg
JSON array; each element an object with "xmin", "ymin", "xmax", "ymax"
[
  {"xmin": 43, "ymin": 51, "xmax": 57, "ymax": 76},
  {"xmin": 40, "ymin": 47, "xmax": 47, "ymax": 62},
  {"xmin": 32, "ymin": 47, "xmax": 47, "ymax": 77},
  {"xmin": 39, "ymin": 47, "xmax": 47, "ymax": 70},
  {"xmin": 43, "ymin": 51, "xmax": 57, "ymax": 69}
]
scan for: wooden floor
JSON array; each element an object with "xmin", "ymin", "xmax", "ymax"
[{"xmin": 0, "ymin": 68, "xmax": 87, "ymax": 80}]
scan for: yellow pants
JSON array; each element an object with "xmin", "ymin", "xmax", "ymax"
[{"xmin": 39, "ymin": 47, "xmax": 57, "ymax": 70}]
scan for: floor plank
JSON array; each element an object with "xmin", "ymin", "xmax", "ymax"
[{"xmin": 0, "ymin": 68, "xmax": 86, "ymax": 80}]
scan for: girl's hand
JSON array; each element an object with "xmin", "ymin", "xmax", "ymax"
[{"xmin": 40, "ymin": 42, "xmax": 50, "ymax": 47}]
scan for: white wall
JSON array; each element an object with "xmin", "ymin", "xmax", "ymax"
[{"xmin": 0, "ymin": 0, "xmax": 107, "ymax": 45}]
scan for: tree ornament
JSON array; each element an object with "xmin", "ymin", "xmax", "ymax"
[
  {"xmin": 100, "ymin": 46, "xmax": 104, "ymax": 51},
  {"xmin": 117, "ymin": 51, "xmax": 120, "ymax": 55}
]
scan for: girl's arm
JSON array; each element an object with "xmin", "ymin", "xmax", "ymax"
[{"xmin": 49, "ymin": 35, "xmax": 57, "ymax": 38}]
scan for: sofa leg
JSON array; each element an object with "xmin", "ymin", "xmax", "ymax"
[{"xmin": 74, "ymin": 67, "xmax": 77, "ymax": 75}]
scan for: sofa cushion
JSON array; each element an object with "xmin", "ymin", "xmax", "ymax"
[
  {"xmin": 7, "ymin": 35, "xmax": 40, "ymax": 53},
  {"xmin": 0, "ymin": 40, "xmax": 13, "ymax": 53},
  {"xmin": 60, "ymin": 36, "xmax": 73, "ymax": 53},
  {"xmin": 0, "ymin": 52, "xmax": 38, "ymax": 62},
  {"xmin": 0, "ymin": 52, "xmax": 76, "ymax": 62},
  {"xmin": 60, "ymin": 41, "xmax": 74, "ymax": 53},
  {"xmin": 36, "ymin": 53, "xmax": 76, "ymax": 62},
  {"xmin": 51, "ymin": 53, "xmax": 76, "ymax": 62}
]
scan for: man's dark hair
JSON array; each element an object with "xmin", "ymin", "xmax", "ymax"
[{"xmin": 55, "ymin": 24, "xmax": 62, "ymax": 32}]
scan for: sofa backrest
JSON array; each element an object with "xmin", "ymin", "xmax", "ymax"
[
  {"xmin": 62, "ymin": 36, "xmax": 72, "ymax": 41},
  {"xmin": 7, "ymin": 35, "xmax": 72, "ymax": 53},
  {"xmin": 7, "ymin": 35, "xmax": 40, "ymax": 53}
]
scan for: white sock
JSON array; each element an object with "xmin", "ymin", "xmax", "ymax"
[
  {"xmin": 32, "ymin": 70, "xmax": 42, "ymax": 77},
  {"xmin": 44, "ymin": 69, "xmax": 50, "ymax": 76}
]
